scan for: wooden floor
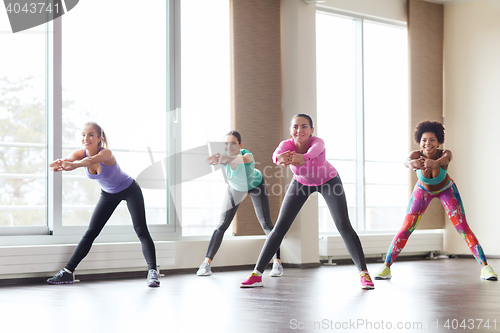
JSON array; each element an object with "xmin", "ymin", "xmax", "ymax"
[{"xmin": 1, "ymin": 258, "xmax": 499, "ymax": 333}]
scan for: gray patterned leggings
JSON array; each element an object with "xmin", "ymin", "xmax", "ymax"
[
  {"xmin": 255, "ymin": 175, "xmax": 367, "ymax": 273},
  {"xmin": 206, "ymin": 179, "xmax": 280, "ymax": 260}
]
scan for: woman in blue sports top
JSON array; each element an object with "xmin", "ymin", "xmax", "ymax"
[
  {"xmin": 375, "ymin": 120, "xmax": 497, "ymax": 281},
  {"xmin": 195, "ymin": 130, "xmax": 283, "ymax": 277},
  {"xmin": 47, "ymin": 122, "xmax": 160, "ymax": 287}
]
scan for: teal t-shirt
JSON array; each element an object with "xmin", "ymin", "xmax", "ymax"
[{"xmin": 223, "ymin": 149, "xmax": 263, "ymax": 192}]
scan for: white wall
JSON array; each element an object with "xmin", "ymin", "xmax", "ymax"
[
  {"xmin": 280, "ymin": 0, "xmax": 320, "ymax": 266},
  {"xmin": 443, "ymin": 0, "xmax": 500, "ymax": 256}
]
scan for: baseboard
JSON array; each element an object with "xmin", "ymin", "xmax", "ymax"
[
  {"xmin": 453, "ymin": 254, "xmax": 500, "ymax": 260},
  {"xmin": 282, "ymin": 262, "xmax": 322, "ymax": 269}
]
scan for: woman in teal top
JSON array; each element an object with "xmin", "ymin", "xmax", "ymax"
[
  {"xmin": 375, "ymin": 120, "xmax": 497, "ymax": 281},
  {"xmin": 196, "ymin": 131, "xmax": 283, "ymax": 277}
]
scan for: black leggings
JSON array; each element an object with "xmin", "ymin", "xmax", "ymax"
[
  {"xmin": 255, "ymin": 176, "xmax": 367, "ymax": 273},
  {"xmin": 65, "ymin": 180, "xmax": 157, "ymax": 272},
  {"xmin": 206, "ymin": 179, "xmax": 280, "ymax": 260}
]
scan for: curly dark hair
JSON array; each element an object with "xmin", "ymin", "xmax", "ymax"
[{"xmin": 413, "ymin": 120, "xmax": 445, "ymax": 144}]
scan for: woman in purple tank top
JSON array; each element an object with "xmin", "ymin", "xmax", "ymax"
[{"xmin": 46, "ymin": 122, "xmax": 160, "ymax": 287}]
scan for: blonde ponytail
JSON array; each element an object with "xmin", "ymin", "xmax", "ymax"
[{"xmin": 85, "ymin": 121, "xmax": 108, "ymax": 148}]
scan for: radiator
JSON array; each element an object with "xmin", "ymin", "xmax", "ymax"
[
  {"xmin": 0, "ymin": 241, "xmax": 175, "ymax": 279},
  {"xmin": 319, "ymin": 230, "xmax": 443, "ymax": 260}
]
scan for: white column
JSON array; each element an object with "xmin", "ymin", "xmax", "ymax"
[{"xmin": 280, "ymin": 0, "xmax": 319, "ymax": 266}]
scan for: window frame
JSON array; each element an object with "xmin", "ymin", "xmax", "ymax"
[{"xmin": 316, "ymin": 8, "xmax": 408, "ymax": 234}]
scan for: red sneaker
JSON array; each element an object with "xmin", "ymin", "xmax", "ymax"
[
  {"xmin": 360, "ymin": 272, "xmax": 375, "ymax": 289},
  {"xmin": 240, "ymin": 272, "xmax": 263, "ymax": 288}
]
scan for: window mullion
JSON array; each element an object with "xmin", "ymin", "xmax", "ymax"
[
  {"xmin": 354, "ymin": 18, "xmax": 365, "ymax": 232},
  {"xmin": 48, "ymin": 17, "xmax": 62, "ymax": 234},
  {"xmin": 168, "ymin": 0, "xmax": 182, "ymax": 232}
]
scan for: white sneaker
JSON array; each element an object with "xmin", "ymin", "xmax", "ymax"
[
  {"xmin": 196, "ymin": 261, "xmax": 212, "ymax": 276},
  {"xmin": 269, "ymin": 262, "xmax": 283, "ymax": 277},
  {"xmin": 147, "ymin": 269, "xmax": 160, "ymax": 287}
]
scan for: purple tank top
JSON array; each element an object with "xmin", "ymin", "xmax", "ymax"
[{"xmin": 84, "ymin": 149, "xmax": 133, "ymax": 194}]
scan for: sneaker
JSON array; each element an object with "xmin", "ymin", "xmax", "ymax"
[
  {"xmin": 269, "ymin": 262, "xmax": 283, "ymax": 277},
  {"xmin": 360, "ymin": 272, "xmax": 375, "ymax": 289},
  {"xmin": 240, "ymin": 272, "xmax": 263, "ymax": 288},
  {"xmin": 147, "ymin": 269, "xmax": 160, "ymax": 287},
  {"xmin": 196, "ymin": 261, "xmax": 212, "ymax": 276},
  {"xmin": 47, "ymin": 269, "xmax": 74, "ymax": 285},
  {"xmin": 480, "ymin": 265, "xmax": 498, "ymax": 281},
  {"xmin": 374, "ymin": 265, "xmax": 392, "ymax": 280}
]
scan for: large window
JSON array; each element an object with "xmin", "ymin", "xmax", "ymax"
[
  {"xmin": 316, "ymin": 10, "xmax": 409, "ymax": 233},
  {"xmin": 0, "ymin": 0, "xmax": 174, "ymax": 239},
  {"xmin": 0, "ymin": 13, "xmax": 48, "ymax": 232},
  {"xmin": 0, "ymin": 0, "xmax": 231, "ymax": 240}
]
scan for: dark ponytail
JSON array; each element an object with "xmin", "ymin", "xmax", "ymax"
[{"xmin": 225, "ymin": 130, "xmax": 242, "ymax": 144}]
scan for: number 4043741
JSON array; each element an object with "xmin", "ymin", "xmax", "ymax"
[
  {"xmin": 6, "ymin": 2, "xmax": 61, "ymax": 14},
  {"xmin": 444, "ymin": 319, "xmax": 497, "ymax": 330}
]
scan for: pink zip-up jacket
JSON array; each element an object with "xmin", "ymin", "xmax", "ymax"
[{"xmin": 272, "ymin": 137, "xmax": 337, "ymax": 186}]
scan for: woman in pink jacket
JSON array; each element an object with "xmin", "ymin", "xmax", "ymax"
[{"xmin": 240, "ymin": 114, "xmax": 374, "ymax": 289}]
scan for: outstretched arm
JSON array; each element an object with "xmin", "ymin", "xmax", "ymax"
[
  {"xmin": 285, "ymin": 137, "xmax": 325, "ymax": 167},
  {"xmin": 62, "ymin": 148, "xmax": 113, "ymax": 171},
  {"xmin": 219, "ymin": 153, "xmax": 253, "ymax": 165},
  {"xmin": 49, "ymin": 149, "xmax": 85, "ymax": 172},
  {"xmin": 301, "ymin": 137, "xmax": 325, "ymax": 162}
]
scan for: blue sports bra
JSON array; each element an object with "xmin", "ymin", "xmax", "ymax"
[{"xmin": 416, "ymin": 150, "xmax": 448, "ymax": 185}]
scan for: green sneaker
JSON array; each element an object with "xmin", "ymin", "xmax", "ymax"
[
  {"xmin": 480, "ymin": 265, "xmax": 498, "ymax": 281},
  {"xmin": 374, "ymin": 265, "xmax": 392, "ymax": 280}
]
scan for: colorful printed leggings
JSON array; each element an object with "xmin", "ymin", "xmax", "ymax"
[{"xmin": 385, "ymin": 179, "xmax": 486, "ymax": 265}]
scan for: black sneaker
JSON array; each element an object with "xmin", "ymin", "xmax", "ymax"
[
  {"xmin": 47, "ymin": 269, "xmax": 74, "ymax": 284},
  {"xmin": 147, "ymin": 269, "xmax": 160, "ymax": 288}
]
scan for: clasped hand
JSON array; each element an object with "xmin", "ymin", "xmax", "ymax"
[
  {"xmin": 410, "ymin": 156, "xmax": 438, "ymax": 171},
  {"xmin": 50, "ymin": 159, "xmax": 76, "ymax": 172},
  {"xmin": 277, "ymin": 151, "xmax": 305, "ymax": 167},
  {"xmin": 207, "ymin": 153, "xmax": 233, "ymax": 165}
]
